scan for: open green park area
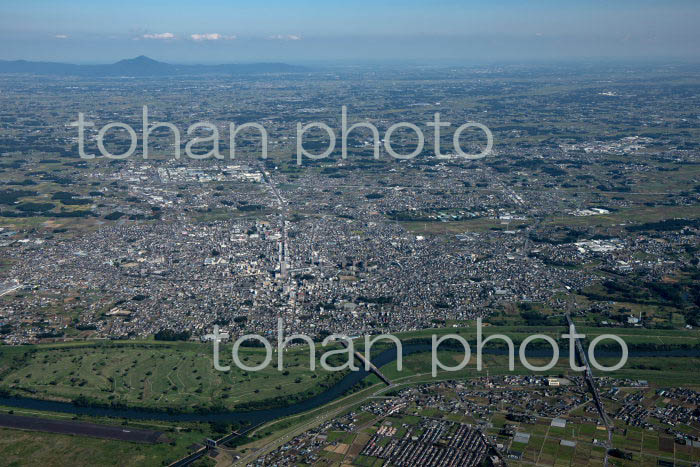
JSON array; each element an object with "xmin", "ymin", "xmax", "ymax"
[
  {"xmin": 0, "ymin": 425, "xmax": 211, "ymax": 467},
  {"xmin": 0, "ymin": 323, "xmax": 698, "ymax": 411},
  {"xmin": 0, "ymin": 340, "xmax": 344, "ymax": 412}
]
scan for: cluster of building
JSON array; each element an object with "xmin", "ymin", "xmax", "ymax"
[
  {"xmin": 360, "ymin": 419, "xmax": 489, "ymax": 467},
  {"xmin": 0, "ymin": 67, "xmax": 698, "ymax": 347}
]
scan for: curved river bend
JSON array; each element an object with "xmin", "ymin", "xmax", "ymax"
[{"xmin": 0, "ymin": 345, "xmax": 697, "ymax": 424}]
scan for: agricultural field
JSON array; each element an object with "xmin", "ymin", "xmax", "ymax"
[
  {"xmin": 247, "ymin": 374, "xmax": 700, "ymax": 467},
  {"xmin": 506, "ymin": 407, "xmax": 700, "ymax": 466}
]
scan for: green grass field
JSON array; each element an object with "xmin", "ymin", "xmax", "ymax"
[
  {"xmin": 1, "ymin": 323, "xmax": 698, "ymax": 412},
  {"xmin": 0, "ymin": 341, "xmax": 343, "ymax": 411},
  {"xmin": 379, "ymin": 351, "xmax": 700, "ymax": 387},
  {"xmin": 0, "ymin": 425, "xmax": 214, "ymax": 467}
]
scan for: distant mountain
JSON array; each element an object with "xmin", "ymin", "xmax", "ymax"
[
  {"xmin": 112, "ymin": 55, "xmax": 167, "ymax": 74},
  {"xmin": 0, "ymin": 56, "xmax": 305, "ymax": 76}
]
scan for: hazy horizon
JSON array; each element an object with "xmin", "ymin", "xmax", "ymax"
[
  {"xmin": 3, "ymin": 54, "xmax": 700, "ymax": 67},
  {"xmin": 2, "ymin": 0, "xmax": 699, "ymax": 64}
]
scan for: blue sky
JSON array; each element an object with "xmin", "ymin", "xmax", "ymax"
[{"xmin": 1, "ymin": 0, "xmax": 698, "ymax": 63}]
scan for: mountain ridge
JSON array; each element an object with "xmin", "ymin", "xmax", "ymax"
[{"xmin": 0, "ymin": 56, "xmax": 305, "ymax": 76}]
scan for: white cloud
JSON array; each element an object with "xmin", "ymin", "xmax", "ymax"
[
  {"xmin": 190, "ymin": 33, "xmax": 236, "ymax": 41},
  {"xmin": 54, "ymin": 34, "xmax": 69, "ymax": 39},
  {"xmin": 142, "ymin": 32, "xmax": 175, "ymax": 40},
  {"xmin": 267, "ymin": 34, "xmax": 302, "ymax": 41}
]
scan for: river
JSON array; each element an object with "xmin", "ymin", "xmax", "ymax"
[{"xmin": 0, "ymin": 345, "xmax": 697, "ymax": 424}]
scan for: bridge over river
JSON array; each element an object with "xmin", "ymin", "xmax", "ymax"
[{"xmin": 338, "ymin": 338, "xmax": 393, "ymax": 386}]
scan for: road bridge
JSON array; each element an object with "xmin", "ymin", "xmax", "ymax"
[
  {"xmin": 566, "ymin": 313, "xmax": 613, "ymax": 465},
  {"xmin": 338, "ymin": 339, "xmax": 392, "ymax": 386}
]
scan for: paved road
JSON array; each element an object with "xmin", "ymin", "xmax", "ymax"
[{"xmin": 232, "ymin": 384, "xmax": 393, "ymax": 466}]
